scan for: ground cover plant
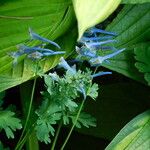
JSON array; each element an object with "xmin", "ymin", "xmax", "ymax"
[{"xmin": 0, "ymin": 0, "xmax": 150, "ymax": 150}]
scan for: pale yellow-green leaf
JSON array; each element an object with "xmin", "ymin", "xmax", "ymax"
[
  {"xmin": 105, "ymin": 110, "xmax": 150, "ymax": 150},
  {"xmin": 0, "ymin": 0, "xmax": 77, "ymax": 92},
  {"xmin": 72, "ymin": 0, "xmax": 121, "ymax": 39}
]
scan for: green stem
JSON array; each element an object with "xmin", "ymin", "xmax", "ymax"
[
  {"xmin": 15, "ymin": 129, "xmax": 30, "ymax": 150},
  {"xmin": 93, "ymin": 66, "xmax": 98, "ymax": 74},
  {"xmin": 51, "ymin": 120, "xmax": 63, "ymax": 150},
  {"xmin": 15, "ymin": 78, "xmax": 37, "ymax": 150},
  {"xmin": 60, "ymin": 99, "xmax": 85, "ymax": 150}
]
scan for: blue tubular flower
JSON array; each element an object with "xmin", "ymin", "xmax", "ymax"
[
  {"xmin": 78, "ymin": 85, "xmax": 86, "ymax": 100},
  {"xmin": 42, "ymin": 51, "xmax": 65, "ymax": 56},
  {"xmin": 85, "ymin": 40, "xmax": 117, "ymax": 49},
  {"xmin": 18, "ymin": 44, "xmax": 54, "ymax": 54},
  {"xmin": 91, "ymin": 71, "xmax": 112, "ymax": 78},
  {"xmin": 89, "ymin": 48, "xmax": 125, "ymax": 65},
  {"xmin": 29, "ymin": 28, "xmax": 61, "ymax": 49},
  {"xmin": 76, "ymin": 26, "xmax": 125, "ymax": 66},
  {"xmin": 80, "ymin": 36, "xmax": 114, "ymax": 43},
  {"xmin": 48, "ymin": 72, "xmax": 59, "ymax": 81},
  {"xmin": 59, "ymin": 57, "xmax": 76, "ymax": 74},
  {"xmin": 86, "ymin": 27, "xmax": 117, "ymax": 36},
  {"xmin": 76, "ymin": 46, "xmax": 96, "ymax": 58},
  {"xmin": 10, "ymin": 28, "xmax": 65, "ymax": 63},
  {"xmin": 27, "ymin": 51, "xmax": 43, "ymax": 59}
]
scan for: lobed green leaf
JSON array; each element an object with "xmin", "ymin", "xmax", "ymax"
[{"xmin": 0, "ymin": 111, "xmax": 22, "ymax": 139}]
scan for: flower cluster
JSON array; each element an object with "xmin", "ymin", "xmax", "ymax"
[
  {"xmin": 10, "ymin": 28, "xmax": 65, "ymax": 64},
  {"xmin": 59, "ymin": 57, "xmax": 112, "ymax": 78},
  {"xmin": 76, "ymin": 27, "xmax": 125, "ymax": 66}
]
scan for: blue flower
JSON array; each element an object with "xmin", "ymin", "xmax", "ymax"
[
  {"xmin": 85, "ymin": 27, "xmax": 117, "ymax": 36},
  {"xmin": 80, "ymin": 35, "xmax": 114, "ymax": 43},
  {"xmin": 76, "ymin": 27, "xmax": 125, "ymax": 66},
  {"xmin": 10, "ymin": 28, "xmax": 65, "ymax": 63},
  {"xmin": 85, "ymin": 40, "xmax": 117, "ymax": 49},
  {"xmin": 59, "ymin": 57, "xmax": 76, "ymax": 75},
  {"xmin": 91, "ymin": 71, "xmax": 112, "ymax": 78},
  {"xmin": 76, "ymin": 46, "xmax": 96, "ymax": 58},
  {"xmin": 48, "ymin": 72, "xmax": 59, "ymax": 81},
  {"xmin": 78, "ymin": 85, "xmax": 86, "ymax": 100},
  {"xmin": 29, "ymin": 28, "xmax": 61, "ymax": 49},
  {"xmin": 89, "ymin": 48, "xmax": 125, "ymax": 66}
]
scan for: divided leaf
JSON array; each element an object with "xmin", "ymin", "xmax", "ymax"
[
  {"xmin": 0, "ymin": 111, "xmax": 22, "ymax": 138},
  {"xmin": 105, "ymin": 110, "xmax": 150, "ymax": 150},
  {"xmin": 35, "ymin": 102, "xmax": 62, "ymax": 143},
  {"xmin": 134, "ymin": 43, "xmax": 150, "ymax": 85},
  {"xmin": 70, "ymin": 112, "xmax": 96, "ymax": 128},
  {"xmin": 87, "ymin": 83, "xmax": 99, "ymax": 100}
]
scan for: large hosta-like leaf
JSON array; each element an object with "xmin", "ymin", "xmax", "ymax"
[
  {"xmin": 0, "ymin": 0, "xmax": 77, "ymax": 92},
  {"xmin": 121, "ymin": 0, "xmax": 150, "ymax": 4},
  {"xmin": 134, "ymin": 43, "xmax": 150, "ymax": 85},
  {"xmin": 72, "ymin": 0, "xmax": 121, "ymax": 39},
  {"xmin": 105, "ymin": 110, "xmax": 150, "ymax": 150},
  {"xmin": 102, "ymin": 4, "xmax": 150, "ymax": 83}
]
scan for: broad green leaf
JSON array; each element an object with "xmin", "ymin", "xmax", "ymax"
[
  {"xmin": 105, "ymin": 110, "xmax": 150, "ymax": 150},
  {"xmin": 121, "ymin": 0, "xmax": 150, "ymax": 4},
  {"xmin": 102, "ymin": 4, "xmax": 150, "ymax": 83},
  {"xmin": 134, "ymin": 43, "xmax": 150, "ymax": 85},
  {"xmin": 0, "ymin": 27, "xmax": 77, "ymax": 92},
  {"xmin": 72, "ymin": 0, "xmax": 121, "ymax": 39},
  {"xmin": 0, "ymin": 111, "xmax": 22, "ymax": 139},
  {"xmin": 77, "ymin": 81, "xmax": 150, "ymax": 140},
  {"xmin": 0, "ymin": 92, "xmax": 5, "ymax": 102},
  {"xmin": 0, "ymin": 0, "xmax": 77, "ymax": 92}
]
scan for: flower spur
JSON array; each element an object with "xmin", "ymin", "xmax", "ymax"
[
  {"xmin": 10, "ymin": 28, "xmax": 65, "ymax": 63},
  {"xmin": 57, "ymin": 57, "xmax": 111, "ymax": 99},
  {"xmin": 29, "ymin": 28, "xmax": 61, "ymax": 49},
  {"xmin": 76, "ymin": 27, "xmax": 125, "ymax": 66}
]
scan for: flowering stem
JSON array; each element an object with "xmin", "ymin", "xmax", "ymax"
[
  {"xmin": 51, "ymin": 120, "xmax": 63, "ymax": 150},
  {"xmin": 60, "ymin": 99, "xmax": 85, "ymax": 150},
  {"xmin": 15, "ymin": 78, "xmax": 37, "ymax": 150},
  {"xmin": 15, "ymin": 130, "xmax": 30, "ymax": 150}
]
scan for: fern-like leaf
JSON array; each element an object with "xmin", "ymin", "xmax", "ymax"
[
  {"xmin": 70, "ymin": 112, "xmax": 96, "ymax": 128},
  {"xmin": 0, "ymin": 111, "xmax": 22, "ymax": 138}
]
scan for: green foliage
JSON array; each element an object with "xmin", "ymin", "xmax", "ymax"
[
  {"xmin": 134, "ymin": 43, "xmax": 150, "ymax": 85},
  {"xmin": 1, "ymin": 0, "xmax": 150, "ymax": 149},
  {"xmin": 34, "ymin": 68, "xmax": 98, "ymax": 143},
  {"xmin": 121, "ymin": 0, "xmax": 150, "ymax": 4},
  {"xmin": 0, "ymin": 111, "xmax": 22, "ymax": 139},
  {"xmin": 105, "ymin": 110, "xmax": 150, "ymax": 150},
  {"xmin": 70, "ymin": 112, "xmax": 96, "ymax": 128},
  {"xmin": 77, "ymin": 82, "xmax": 150, "ymax": 140},
  {"xmin": 0, "ymin": 0, "xmax": 76, "ymax": 92},
  {"xmin": 102, "ymin": 4, "xmax": 150, "ymax": 83},
  {"xmin": 35, "ymin": 102, "xmax": 62, "ymax": 144},
  {"xmin": 72, "ymin": 0, "xmax": 121, "ymax": 39},
  {"xmin": 0, "ymin": 92, "xmax": 22, "ymax": 139}
]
